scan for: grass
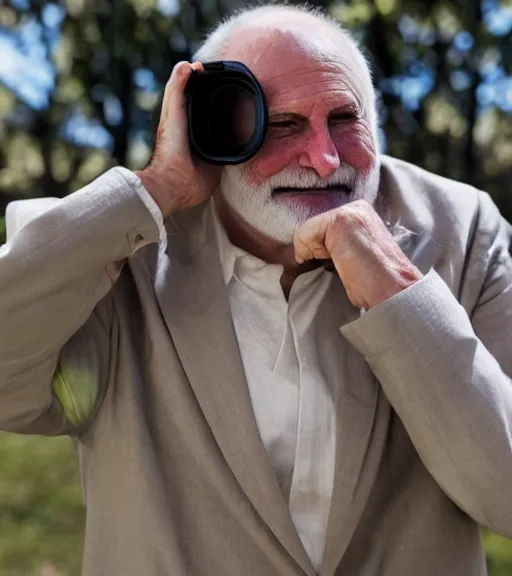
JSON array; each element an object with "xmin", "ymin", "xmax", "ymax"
[
  {"xmin": 0, "ymin": 434, "xmax": 84, "ymax": 576},
  {"xmin": 0, "ymin": 432, "xmax": 511, "ymax": 575}
]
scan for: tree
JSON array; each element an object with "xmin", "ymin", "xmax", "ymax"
[{"xmin": 1, "ymin": 0, "xmax": 510, "ymax": 233}]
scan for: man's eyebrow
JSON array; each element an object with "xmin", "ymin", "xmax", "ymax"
[
  {"xmin": 268, "ymin": 111, "xmax": 307, "ymax": 122},
  {"xmin": 328, "ymin": 103, "xmax": 360, "ymax": 116},
  {"xmin": 268, "ymin": 102, "xmax": 361, "ymax": 122}
]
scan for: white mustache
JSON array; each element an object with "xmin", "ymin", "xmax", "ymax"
[{"xmin": 265, "ymin": 164, "xmax": 358, "ymax": 191}]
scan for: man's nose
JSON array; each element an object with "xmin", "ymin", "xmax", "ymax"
[{"xmin": 297, "ymin": 125, "xmax": 340, "ymax": 179}]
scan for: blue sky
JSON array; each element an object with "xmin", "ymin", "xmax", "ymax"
[{"xmin": 1, "ymin": 0, "xmax": 511, "ymax": 151}]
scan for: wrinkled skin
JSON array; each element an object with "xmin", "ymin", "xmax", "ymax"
[
  {"xmin": 217, "ymin": 25, "xmax": 380, "ymax": 249},
  {"xmin": 138, "ymin": 16, "xmax": 422, "ymax": 307}
]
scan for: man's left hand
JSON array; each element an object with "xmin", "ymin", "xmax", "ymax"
[{"xmin": 293, "ymin": 200, "xmax": 423, "ymax": 310}]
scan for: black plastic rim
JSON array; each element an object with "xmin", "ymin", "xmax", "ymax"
[{"xmin": 186, "ymin": 61, "xmax": 268, "ymax": 165}]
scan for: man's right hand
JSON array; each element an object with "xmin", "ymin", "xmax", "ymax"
[{"xmin": 137, "ymin": 61, "xmax": 222, "ymax": 219}]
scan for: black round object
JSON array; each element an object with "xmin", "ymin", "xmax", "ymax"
[{"xmin": 186, "ymin": 61, "xmax": 268, "ymax": 165}]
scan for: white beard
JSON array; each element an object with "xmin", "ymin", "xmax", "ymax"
[{"xmin": 218, "ymin": 162, "xmax": 381, "ymax": 244}]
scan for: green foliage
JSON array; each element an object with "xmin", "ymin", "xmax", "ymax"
[
  {"xmin": 0, "ymin": 434, "xmax": 84, "ymax": 576},
  {"xmin": 0, "ymin": 0, "xmax": 510, "ymax": 216},
  {"xmin": 330, "ymin": 0, "xmax": 512, "ymax": 218},
  {"xmin": 484, "ymin": 530, "xmax": 512, "ymax": 576}
]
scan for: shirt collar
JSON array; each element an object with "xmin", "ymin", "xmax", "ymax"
[
  {"xmin": 211, "ymin": 201, "xmax": 328, "ymax": 291},
  {"xmin": 211, "ymin": 201, "xmax": 246, "ymax": 285},
  {"xmin": 212, "ymin": 202, "xmax": 286, "ymax": 288}
]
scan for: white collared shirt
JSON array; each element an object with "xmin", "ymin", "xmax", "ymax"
[{"xmin": 211, "ymin": 209, "xmax": 337, "ymax": 572}]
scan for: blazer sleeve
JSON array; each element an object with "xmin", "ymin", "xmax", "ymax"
[
  {"xmin": 0, "ymin": 167, "xmax": 160, "ymax": 435},
  {"xmin": 340, "ymin": 191, "xmax": 512, "ymax": 537}
]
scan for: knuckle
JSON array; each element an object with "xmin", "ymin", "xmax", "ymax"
[
  {"xmin": 294, "ymin": 233, "xmax": 308, "ymax": 249},
  {"xmin": 333, "ymin": 209, "xmax": 348, "ymax": 222},
  {"xmin": 295, "ymin": 235, "xmax": 314, "ymax": 256},
  {"xmin": 343, "ymin": 200, "xmax": 372, "ymax": 222},
  {"xmin": 355, "ymin": 199, "xmax": 375, "ymax": 219},
  {"xmin": 332, "ymin": 210, "xmax": 349, "ymax": 230},
  {"xmin": 191, "ymin": 61, "xmax": 204, "ymax": 72},
  {"xmin": 167, "ymin": 62, "xmax": 189, "ymax": 87},
  {"xmin": 345, "ymin": 200, "xmax": 370, "ymax": 220}
]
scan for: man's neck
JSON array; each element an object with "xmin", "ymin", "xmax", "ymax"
[
  {"xmin": 213, "ymin": 193, "xmax": 325, "ymax": 299},
  {"xmin": 213, "ymin": 193, "xmax": 324, "ymax": 270}
]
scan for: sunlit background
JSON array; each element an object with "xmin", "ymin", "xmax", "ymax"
[{"xmin": 0, "ymin": 0, "xmax": 511, "ymax": 574}]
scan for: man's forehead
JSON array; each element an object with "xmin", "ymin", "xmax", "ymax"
[
  {"xmin": 224, "ymin": 21, "xmax": 346, "ymax": 74},
  {"xmin": 223, "ymin": 23, "xmax": 367, "ymax": 110}
]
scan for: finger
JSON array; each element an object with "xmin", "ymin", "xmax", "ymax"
[
  {"xmin": 191, "ymin": 61, "xmax": 205, "ymax": 73},
  {"xmin": 160, "ymin": 61, "xmax": 197, "ymax": 154},
  {"xmin": 293, "ymin": 216, "xmax": 332, "ymax": 263}
]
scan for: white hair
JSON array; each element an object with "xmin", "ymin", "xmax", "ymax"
[
  {"xmin": 193, "ymin": 3, "xmax": 377, "ymax": 130},
  {"xmin": 195, "ymin": 4, "xmax": 360, "ymax": 61},
  {"xmin": 220, "ymin": 158, "xmax": 380, "ymax": 243}
]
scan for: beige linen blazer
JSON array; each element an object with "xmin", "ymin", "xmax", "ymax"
[{"xmin": 1, "ymin": 155, "xmax": 511, "ymax": 576}]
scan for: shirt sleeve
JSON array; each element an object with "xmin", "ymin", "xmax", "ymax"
[{"xmin": 130, "ymin": 171, "xmax": 168, "ymax": 250}]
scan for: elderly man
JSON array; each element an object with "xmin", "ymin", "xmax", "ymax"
[{"xmin": 1, "ymin": 4, "xmax": 511, "ymax": 576}]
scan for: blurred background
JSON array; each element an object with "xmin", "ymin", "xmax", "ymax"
[{"xmin": 0, "ymin": 0, "xmax": 511, "ymax": 574}]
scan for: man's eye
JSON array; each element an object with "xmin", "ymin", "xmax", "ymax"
[
  {"xmin": 329, "ymin": 113, "xmax": 358, "ymax": 124},
  {"xmin": 267, "ymin": 119, "xmax": 301, "ymax": 138},
  {"xmin": 269, "ymin": 120, "xmax": 296, "ymax": 129}
]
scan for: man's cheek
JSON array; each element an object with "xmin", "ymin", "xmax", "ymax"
[
  {"xmin": 243, "ymin": 140, "xmax": 299, "ymax": 186},
  {"xmin": 334, "ymin": 124, "xmax": 377, "ymax": 173}
]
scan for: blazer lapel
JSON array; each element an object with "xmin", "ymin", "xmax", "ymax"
[
  {"xmin": 316, "ymin": 279, "xmax": 391, "ymax": 576},
  {"xmin": 154, "ymin": 203, "xmax": 316, "ymax": 576},
  {"xmin": 320, "ymin": 165, "xmax": 437, "ymax": 575}
]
